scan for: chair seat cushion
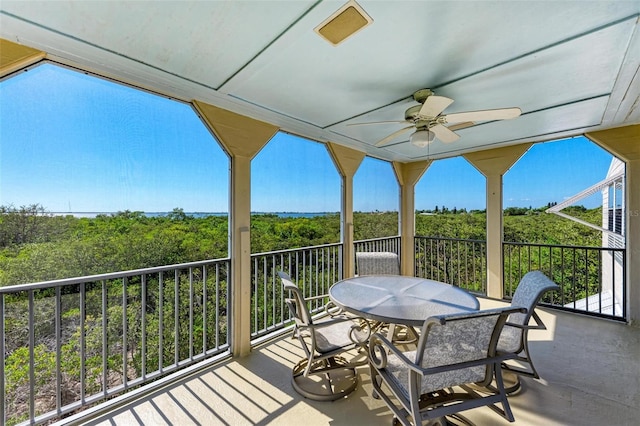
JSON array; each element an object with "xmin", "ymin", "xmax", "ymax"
[
  {"xmin": 383, "ymin": 349, "xmax": 486, "ymax": 398},
  {"xmin": 313, "ymin": 316, "xmax": 359, "ymax": 353}
]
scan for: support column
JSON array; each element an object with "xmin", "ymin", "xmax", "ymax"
[
  {"xmin": 465, "ymin": 144, "xmax": 531, "ymax": 298},
  {"xmin": 0, "ymin": 39, "xmax": 45, "ymax": 77},
  {"xmin": 193, "ymin": 101, "xmax": 278, "ymax": 356},
  {"xmin": 327, "ymin": 143, "xmax": 365, "ymax": 278},
  {"xmin": 392, "ymin": 161, "xmax": 432, "ymax": 276},
  {"xmin": 586, "ymin": 125, "xmax": 640, "ymax": 326}
]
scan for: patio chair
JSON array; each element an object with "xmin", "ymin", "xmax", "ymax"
[
  {"xmin": 356, "ymin": 252, "xmax": 419, "ymax": 344},
  {"xmin": 277, "ymin": 271, "xmax": 371, "ymax": 401},
  {"xmin": 497, "ymin": 270, "xmax": 560, "ymax": 392},
  {"xmin": 356, "ymin": 251, "xmax": 401, "ymax": 276},
  {"xmin": 369, "ymin": 306, "xmax": 525, "ymax": 426}
]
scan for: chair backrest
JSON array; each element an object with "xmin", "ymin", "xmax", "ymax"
[
  {"xmin": 356, "ymin": 251, "xmax": 399, "ymax": 275},
  {"xmin": 415, "ymin": 307, "xmax": 520, "ymax": 393},
  {"xmin": 277, "ymin": 271, "xmax": 313, "ymax": 326},
  {"xmin": 508, "ymin": 270, "xmax": 560, "ymax": 327}
]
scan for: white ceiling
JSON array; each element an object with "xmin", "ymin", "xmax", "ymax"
[{"xmin": 2, "ymin": 1, "xmax": 639, "ymax": 162}]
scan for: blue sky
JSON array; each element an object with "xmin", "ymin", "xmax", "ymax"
[{"xmin": 1, "ymin": 64, "xmax": 613, "ymax": 213}]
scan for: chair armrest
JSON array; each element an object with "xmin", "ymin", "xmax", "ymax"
[
  {"xmin": 324, "ymin": 300, "xmax": 345, "ymax": 317},
  {"xmin": 303, "ymin": 294, "xmax": 345, "ymax": 317},
  {"xmin": 304, "ymin": 294, "xmax": 330, "ymax": 302},
  {"xmin": 527, "ymin": 310, "xmax": 547, "ymax": 330},
  {"xmin": 505, "ymin": 310, "xmax": 546, "ymax": 331},
  {"xmin": 369, "ymin": 332, "xmax": 423, "ymax": 374},
  {"xmin": 313, "ymin": 315, "xmax": 372, "ymax": 344},
  {"xmin": 311, "ymin": 315, "xmax": 354, "ymax": 328}
]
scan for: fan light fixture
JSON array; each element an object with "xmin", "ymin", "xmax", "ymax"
[{"xmin": 410, "ymin": 129, "xmax": 435, "ymax": 147}]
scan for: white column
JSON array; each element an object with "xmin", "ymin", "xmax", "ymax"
[
  {"xmin": 327, "ymin": 143, "xmax": 365, "ymax": 278},
  {"xmin": 193, "ymin": 101, "xmax": 278, "ymax": 356}
]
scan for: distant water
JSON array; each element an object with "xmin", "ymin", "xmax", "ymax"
[
  {"xmin": 52, "ymin": 211, "xmax": 334, "ymax": 219},
  {"xmin": 253, "ymin": 212, "xmax": 336, "ymax": 218}
]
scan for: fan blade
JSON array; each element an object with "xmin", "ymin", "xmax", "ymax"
[
  {"xmin": 447, "ymin": 121, "xmax": 476, "ymax": 131},
  {"xmin": 431, "ymin": 124, "xmax": 459, "ymax": 143},
  {"xmin": 418, "ymin": 96, "xmax": 454, "ymax": 118},
  {"xmin": 375, "ymin": 126, "xmax": 414, "ymax": 147},
  {"xmin": 347, "ymin": 120, "xmax": 407, "ymax": 126},
  {"xmin": 444, "ymin": 107, "xmax": 521, "ymax": 124}
]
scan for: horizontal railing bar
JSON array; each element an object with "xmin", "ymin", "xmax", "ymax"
[
  {"xmin": 354, "ymin": 235, "xmax": 401, "ymax": 243},
  {"xmin": 251, "ymin": 242, "xmax": 341, "ymax": 257},
  {"xmin": 414, "ymin": 236, "xmax": 486, "ymax": 244},
  {"xmin": 0, "ymin": 257, "xmax": 230, "ymax": 293},
  {"xmin": 503, "ymin": 241, "xmax": 625, "ymax": 251},
  {"xmin": 541, "ymin": 303, "xmax": 628, "ymax": 322}
]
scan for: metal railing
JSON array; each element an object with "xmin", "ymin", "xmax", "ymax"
[
  {"xmin": 504, "ymin": 242, "xmax": 626, "ymax": 320},
  {"xmin": 2, "ymin": 237, "xmax": 628, "ymax": 425},
  {"xmin": 250, "ymin": 243, "xmax": 342, "ymax": 340},
  {"xmin": 354, "ymin": 236, "xmax": 401, "ymax": 276},
  {"xmin": 414, "ymin": 236, "xmax": 487, "ymax": 294},
  {"xmin": 249, "ymin": 236, "xmax": 402, "ymax": 340},
  {"xmin": 0, "ymin": 258, "xmax": 230, "ymax": 426}
]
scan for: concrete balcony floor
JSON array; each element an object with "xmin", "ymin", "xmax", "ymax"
[{"xmin": 81, "ymin": 299, "xmax": 639, "ymax": 426}]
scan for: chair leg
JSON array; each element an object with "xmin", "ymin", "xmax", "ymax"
[
  {"xmin": 390, "ymin": 324, "xmax": 419, "ymax": 345},
  {"xmin": 370, "ymin": 366, "xmax": 413, "ymax": 425},
  {"xmin": 291, "ymin": 356, "xmax": 358, "ymax": 401},
  {"xmin": 494, "ymin": 366, "xmax": 515, "ymax": 422},
  {"xmin": 522, "ymin": 337, "xmax": 541, "ymax": 379},
  {"xmin": 499, "ymin": 367, "xmax": 522, "ymax": 395},
  {"xmin": 478, "ymin": 365, "xmax": 522, "ymax": 396}
]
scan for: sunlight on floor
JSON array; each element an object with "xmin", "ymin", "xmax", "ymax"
[{"xmin": 83, "ymin": 307, "xmax": 639, "ymax": 426}]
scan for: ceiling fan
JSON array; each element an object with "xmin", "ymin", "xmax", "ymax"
[{"xmin": 349, "ymin": 89, "xmax": 521, "ymax": 148}]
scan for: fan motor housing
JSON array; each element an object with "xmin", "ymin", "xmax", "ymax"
[{"xmin": 404, "ymin": 105, "xmax": 424, "ymax": 121}]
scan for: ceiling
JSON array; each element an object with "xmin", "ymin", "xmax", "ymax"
[{"xmin": 1, "ymin": 1, "xmax": 639, "ymax": 162}]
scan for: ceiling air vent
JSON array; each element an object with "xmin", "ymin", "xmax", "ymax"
[{"xmin": 314, "ymin": 0, "xmax": 373, "ymax": 46}]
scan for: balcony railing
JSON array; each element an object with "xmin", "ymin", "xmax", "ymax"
[
  {"xmin": 413, "ymin": 237, "xmax": 627, "ymax": 321},
  {"xmin": 414, "ymin": 236, "xmax": 487, "ymax": 294},
  {"xmin": 504, "ymin": 242, "xmax": 626, "ymax": 320},
  {"xmin": 250, "ymin": 243, "xmax": 342, "ymax": 340},
  {"xmin": 0, "ymin": 258, "xmax": 230, "ymax": 426},
  {"xmin": 249, "ymin": 236, "xmax": 402, "ymax": 340},
  {"xmin": 1, "ymin": 237, "xmax": 628, "ymax": 425}
]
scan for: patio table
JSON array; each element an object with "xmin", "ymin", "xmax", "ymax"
[{"xmin": 329, "ymin": 275, "xmax": 479, "ymax": 328}]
